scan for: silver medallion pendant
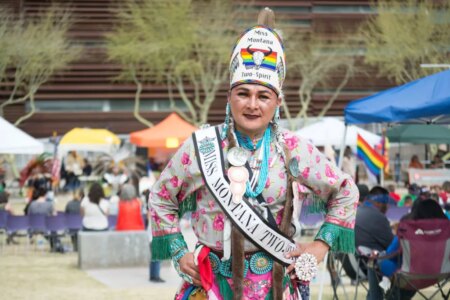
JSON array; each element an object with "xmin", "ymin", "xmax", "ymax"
[
  {"xmin": 288, "ymin": 157, "xmax": 299, "ymax": 177},
  {"xmin": 227, "ymin": 147, "xmax": 248, "ymax": 167}
]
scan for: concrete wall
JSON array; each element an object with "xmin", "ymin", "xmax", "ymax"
[{"xmin": 78, "ymin": 231, "xmax": 150, "ymax": 270}]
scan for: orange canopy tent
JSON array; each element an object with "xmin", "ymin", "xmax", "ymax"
[{"xmin": 130, "ymin": 113, "xmax": 197, "ymax": 149}]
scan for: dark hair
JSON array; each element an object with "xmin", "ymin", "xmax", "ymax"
[
  {"xmin": 368, "ymin": 186, "xmax": 389, "ymax": 196},
  {"xmin": 357, "ymin": 184, "xmax": 369, "ymax": 202},
  {"xmin": 409, "ymin": 199, "xmax": 447, "ymax": 220},
  {"xmin": 88, "ymin": 182, "xmax": 104, "ymax": 205},
  {"xmin": 32, "ymin": 187, "xmax": 47, "ymax": 200},
  {"xmin": 0, "ymin": 191, "xmax": 8, "ymax": 204}
]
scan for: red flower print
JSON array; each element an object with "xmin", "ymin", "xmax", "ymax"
[
  {"xmin": 169, "ymin": 176, "xmax": 179, "ymax": 188},
  {"xmin": 315, "ymin": 171, "xmax": 322, "ymax": 180},
  {"xmin": 181, "ymin": 152, "xmax": 191, "ymax": 165},
  {"xmin": 267, "ymin": 196, "xmax": 275, "ymax": 204},
  {"xmin": 208, "ymin": 200, "xmax": 215, "ymax": 210},
  {"xmin": 167, "ymin": 214, "xmax": 176, "ymax": 222},
  {"xmin": 316, "ymin": 155, "xmax": 321, "ymax": 163},
  {"xmin": 213, "ymin": 213, "xmax": 225, "ymax": 231},
  {"xmin": 265, "ymin": 177, "xmax": 271, "ymax": 188},
  {"xmin": 284, "ymin": 134, "xmax": 299, "ymax": 151},
  {"xmin": 325, "ymin": 164, "xmax": 339, "ymax": 180},
  {"xmin": 307, "ymin": 143, "xmax": 314, "ymax": 154},
  {"xmin": 301, "ymin": 167, "xmax": 310, "ymax": 179},
  {"xmin": 276, "ymin": 209, "xmax": 284, "ymax": 225},
  {"xmin": 167, "ymin": 160, "xmax": 173, "ymax": 168},
  {"xmin": 157, "ymin": 185, "xmax": 171, "ymax": 200}
]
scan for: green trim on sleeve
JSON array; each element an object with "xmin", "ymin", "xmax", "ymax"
[
  {"xmin": 314, "ymin": 222, "xmax": 355, "ymax": 254},
  {"xmin": 151, "ymin": 232, "xmax": 187, "ymax": 261},
  {"xmin": 306, "ymin": 194, "xmax": 327, "ymax": 214},
  {"xmin": 178, "ymin": 192, "xmax": 197, "ymax": 218}
]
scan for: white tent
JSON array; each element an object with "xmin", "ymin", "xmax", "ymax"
[
  {"xmin": 295, "ymin": 117, "xmax": 382, "ymax": 148},
  {"xmin": 0, "ymin": 117, "xmax": 44, "ymax": 154}
]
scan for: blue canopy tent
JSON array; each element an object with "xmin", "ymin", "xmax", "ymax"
[
  {"xmin": 339, "ymin": 69, "xmax": 450, "ymax": 168},
  {"xmin": 344, "ymin": 69, "xmax": 450, "ymax": 125}
]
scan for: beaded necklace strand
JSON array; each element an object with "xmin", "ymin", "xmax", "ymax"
[{"xmin": 235, "ymin": 126, "xmax": 271, "ymax": 198}]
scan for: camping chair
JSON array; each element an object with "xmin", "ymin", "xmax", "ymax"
[
  {"xmin": 359, "ymin": 219, "xmax": 450, "ymax": 300},
  {"xmin": 391, "ymin": 219, "xmax": 450, "ymax": 299},
  {"xmin": 328, "ymin": 251, "xmax": 369, "ymax": 300}
]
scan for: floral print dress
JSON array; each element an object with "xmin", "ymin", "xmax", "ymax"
[{"xmin": 150, "ymin": 125, "xmax": 358, "ymax": 299}]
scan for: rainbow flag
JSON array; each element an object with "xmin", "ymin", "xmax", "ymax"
[
  {"xmin": 240, "ymin": 48, "xmax": 277, "ymax": 71},
  {"xmin": 356, "ymin": 134, "xmax": 387, "ymax": 177}
]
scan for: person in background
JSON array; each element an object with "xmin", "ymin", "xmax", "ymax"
[
  {"xmin": 81, "ymin": 182, "xmax": 109, "ymax": 231},
  {"xmin": 357, "ymin": 183, "xmax": 370, "ymax": 205},
  {"xmin": 355, "ymin": 186, "xmax": 394, "ymax": 300},
  {"xmin": 342, "ymin": 146, "xmax": 356, "ymax": 181},
  {"xmin": 64, "ymin": 151, "xmax": 84, "ymax": 191},
  {"xmin": 403, "ymin": 196, "xmax": 413, "ymax": 208},
  {"xmin": 378, "ymin": 199, "xmax": 448, "ymax": 300},
  {"xmin": 139, "ymin": 177, "xmax": 165, "ymax": 283},
  {"xmin": 408, "ymin": 155, "xmax": 423, "ymax": 169},
  {"xmin": 0, "ymin": 191, "xmax": 12, "ymax": 213},
  {"xmin": 393, "ymin": 153, "xmax": 401, "ymax": 184},
  {"xmin": 65, "ymin": 189, "xmax": 83, "ymax": 215},
  {"xmin": 28, "ymin": 187, "xmax": 64, "ymax": 252},
  {"xmin": 397, "ymin": 183, "xmax": 420, "ymax": 207},
  {"xmin": 115, "ymin": 184, "xmax": 144, "ymax": 231},
  {"xmin": 65, "ymin": 189, "xmax": 83, "ymax": 251},
  {"xmin": 439, "ymin": 181, "xmax": 450, "ymax": 204},
  {"xmin": 82, "ymin": 158, "xmax": 92, "ymax": 176},
  {"xmin": 430, "ymin": 154, "xmax": 444, "ymax": 169},
  {"xmin": 387, "ymin": 185, "xmax": 400, "ymax": 204}
]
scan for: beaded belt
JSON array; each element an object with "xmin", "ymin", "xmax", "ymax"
[{"xmin": 208, "ymin": 251, "xmax": 273, "ymax": 278}]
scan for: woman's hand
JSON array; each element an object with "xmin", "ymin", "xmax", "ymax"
[
  {"xmin": 178, "ymin": 252, "xmax": 202, "ymax": 286},
  {"xmin": 285, "ymin": 240, "xmax": 330, "ymax": 279}
]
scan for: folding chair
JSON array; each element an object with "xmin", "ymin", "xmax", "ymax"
[
  {"xmin": 390, "ymin": 219, "xmax": 450, "ymax": 300},
  {"xmin": 328, "ymin": 251, "xmax": 368, "ymax": 300},
  {"xmin": 0, "ymin": 210, "xmax": 7, "ymax": 251},
  {"xmin": 361, "ymin": 219, "xmax": 450, "ymax": 300},
  {"xmin": 65, "ymin": 214, "xmax": 82, "ymax": 251},
  {"xmin": 29, "ymin": 214, "xmax": 48, "ymax": 251},
  {"xmin": 46, "ymin": 214, "xmax": 67, "ymax": 252},
  {"xmin": 6, "ymin": 215, "xmax": 30, "ymax": 252}
]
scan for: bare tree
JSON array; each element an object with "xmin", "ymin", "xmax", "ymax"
[
  {"xmin": 0, "ymin": 5, "xmax": 81, "ymax": 125},
  {"xmin": 284, "ymin": 32, "xmax": 355, "ymax": 131},
  {"xmin": 361, "ymin": 0, "xmax": 450, "ymax": 84},
  {"xmin": 106, "ymin": 0, "xmax": 193, "ymax": 127},
  {"xmin": 107, "ymin": 0, "xmax": 247, "ymax": 127},
  {"xmin": 167, "ymin": 0, "xmax": 243, "ymax": 126}
]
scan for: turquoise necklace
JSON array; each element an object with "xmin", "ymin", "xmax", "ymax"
[{"xmin": 235, "ymin": 127, "xmax": 271, "ymax": 198}]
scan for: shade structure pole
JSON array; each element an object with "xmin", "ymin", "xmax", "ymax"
[{"xmin": 338, "ymin": 125, "xmax": 348, "ymax": 169}]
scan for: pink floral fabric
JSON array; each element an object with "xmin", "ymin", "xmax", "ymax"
[{"xmin": 150, "ymin": 125, "xmax": 358, "ymax": 252}]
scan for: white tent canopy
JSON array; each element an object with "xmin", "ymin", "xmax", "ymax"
[
  {"xmin": 0, "ymin": 117, "xmax": 44, "ymax": 154},
  {"xmin": 295, "ymin": 117, "xmax": 382, "ymax": 148}
]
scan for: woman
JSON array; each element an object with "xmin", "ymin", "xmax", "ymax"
[
  {"xmin": 150, "ymin": 8, "xmax": 358, "ymax": 300},
  {"xmin": 116, "ymin": 183, "xmax": 145, "ymax": 231},
  {"xmin": 81, "ymin": 182, "xmax": 109, "ymax": 231},
  {"xmin": 408, "ymin": 155, "xmax": 423, "ymax": 169}
]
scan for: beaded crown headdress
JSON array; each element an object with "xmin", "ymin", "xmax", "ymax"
[{"xmin": 229, "ymin": 8, "xmax": 286, "ymax": 95}]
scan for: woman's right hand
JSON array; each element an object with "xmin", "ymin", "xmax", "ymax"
[{"xmin": 178, "ymin": 252, "xmax": 202, "ymax": 286}]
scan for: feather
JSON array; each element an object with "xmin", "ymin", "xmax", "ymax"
[{"xmin": 257, "ymin": 7, "xmax": 276, "ymax": 28}]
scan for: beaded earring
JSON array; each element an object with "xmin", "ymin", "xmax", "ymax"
[
  {"xmin": 274, "ymin": 106, "xmax": 280, "ymax": 124},
  {"xmin": 221, "ymin": 102, "xmax": 231, "ymax": 140}
]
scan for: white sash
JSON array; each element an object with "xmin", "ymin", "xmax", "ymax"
[{"xmin": 193, "ymin": 126, "xmax": 297, "ymax": 266}]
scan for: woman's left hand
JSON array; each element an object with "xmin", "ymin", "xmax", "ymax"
[{"xmin": 285, "ymin": 240, "xmax": 330, "ymax": 279}]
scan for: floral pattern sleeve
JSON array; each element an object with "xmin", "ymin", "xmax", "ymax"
[
  {"xmin": 149, "ymin": 136, "xmax": 200, "ymax": 260},
  {"xmin": 288, "ymin": 132, "xmax": 359, "ymax": 253}
]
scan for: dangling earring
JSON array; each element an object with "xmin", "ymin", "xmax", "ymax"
[
  {"xmin": 274, "ymin": 106, "xmax": 280, "ymax": 125},
  {"xmin": 221, "ymin": 102, "xmax": 231, "ymax": 140}
]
